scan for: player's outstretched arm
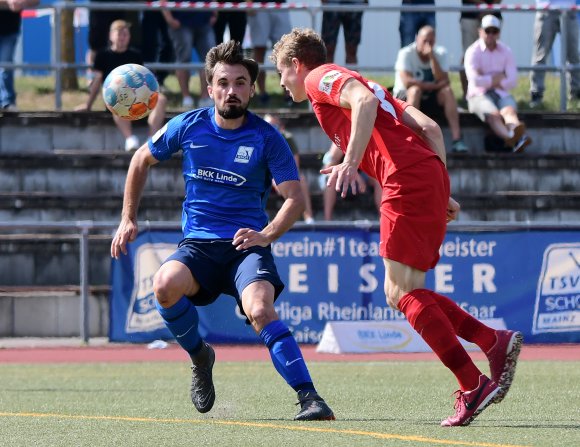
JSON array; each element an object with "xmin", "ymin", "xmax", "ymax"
[
  {"xmin": 233, "ymin": 180, "xmax": 304, "ymax": 251},
  {"xmin": 111, "ymin": 146, "xmax": 159, "ymax": 258}
]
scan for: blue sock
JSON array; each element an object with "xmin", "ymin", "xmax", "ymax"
[
  {"xmin": 156, "ymin": 297, "xmax": 202, "ymax": 358},
  {"xmin": 260, "ymin": 320, "xmax": 315, "ymax": 394}
]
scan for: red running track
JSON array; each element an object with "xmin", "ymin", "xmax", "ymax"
[{"xmin": 0, "ymin": 344, "xmax": 578, "ymax": 364}]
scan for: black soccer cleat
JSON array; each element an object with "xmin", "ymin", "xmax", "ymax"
[
  {"xmin": 190, "ymin": 342, "xmax": 216, "ymax": 413},
  {"xmin": 294, "ymin": 391, "xmax": 336, "ymax": 421}
]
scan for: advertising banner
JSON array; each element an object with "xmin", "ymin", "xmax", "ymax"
[{"xmin": 110, "ymin": 228, "xmax": 580, "ymax": 345}]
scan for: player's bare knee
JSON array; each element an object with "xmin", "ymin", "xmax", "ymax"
[
  {"xmin": 247, "ymin": 304, "xmax": 276, "ymax": 329},
  {"xmin": 153, "ymin": 272, "xmax": 176, "ymax": 307}
]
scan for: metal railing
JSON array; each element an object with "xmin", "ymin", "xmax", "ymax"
[
  {"xmin": 2, "ymin": 2, "xmax": 580, "ymax": 110},
  {"xmin": 1, "ymin": 219, "xmax": 580, "ymax": 342}
]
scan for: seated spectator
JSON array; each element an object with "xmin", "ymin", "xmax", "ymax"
[
  {"xmin": 464, "ymin": 15, "xmax": 532, "ymax": 153},
  {"xmin": 247, "ymin": 1, "xmax": 292, "ymax": 105},
  {"xmin": 162, "ymin": 8, "xmax": 216, "ymax": 109},
  {"xmin": 399, "ymin": 0, "xmax": 435, "ymax": 47},
  {"xmin": 75, "ymin": 20, "xmax": 167, "ymax": 151},
  {"xmin": 319, "ymin": 143, "xmax": 381, "ymax": 221},
  {"xmin": 0, "ymin": 0, "xmax": 40, "ymax": 111},
  {"xmin": 264, "ymin": 113, "xmax": 315, "ymax": 223},
  {"xmin": 321, "ymin": 0, "xmax": 367, "ymax": 64},
  {"xmin": 393, "ymin": 25, "xmax": 469, "ymax": 153},
  {"xmin": 213, "ymin": 0, "xmax": 247, "ymax": 45},
  {"xmin": 459, "ymin": 1, "xmax": 502, "ymax": 101},
  {"xmin": 85, "ymin": 0, "xmax": 141, "ymax": 83}
]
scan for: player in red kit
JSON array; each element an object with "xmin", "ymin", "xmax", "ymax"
[{"xmin": 271, "ymin": 28, "xmax": 523, "ymax": 427}]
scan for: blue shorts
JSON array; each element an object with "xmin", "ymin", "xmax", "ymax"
[{"xmin": 165, "ymin": 238, "xmax": 284, "ymax": 318}]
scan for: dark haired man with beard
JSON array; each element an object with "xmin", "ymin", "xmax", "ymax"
[{"xmin": 111, "ymin": 40, "xmax": 334, "ymax": 421}]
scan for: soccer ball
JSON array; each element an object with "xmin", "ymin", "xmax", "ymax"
[{"xmin": 102, "ymin": 63, "xmax": 159, "ymax": 120}]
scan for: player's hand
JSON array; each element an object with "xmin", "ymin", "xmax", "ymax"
[
  {"xmin": 447, "ymin": 197, "xmax": 460, "ymax": 222},
  {"xmin": 321, "ymin": 162, "xmax": 366, "ymax": 198},
  {"xmin": 232, "ymin": 228, "xmax": 270, "ymax": 251},
  {"xmin": 111, "ymin": 218, "xmax": 138, "ymax": 259}
]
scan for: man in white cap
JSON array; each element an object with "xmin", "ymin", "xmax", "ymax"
[{"xmin": 464, "ymin": 15, "xmax": 532, "ymax": 153}]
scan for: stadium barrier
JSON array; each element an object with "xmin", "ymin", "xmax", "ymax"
[
  {"xmin": 4, "ymin": 1, "xmax": 580, "ymax": 110},
  {"xmin": 2, "ymin": 221, "xmax": 579, "ymax": 344},
  {"xmin": 105, "ymin": 222, "xmax": 580, "ymax": 346}
]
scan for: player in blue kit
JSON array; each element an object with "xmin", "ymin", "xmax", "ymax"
[{"xmin": 110, "ymin": 40, "xmax": 334, "ymax": 421}]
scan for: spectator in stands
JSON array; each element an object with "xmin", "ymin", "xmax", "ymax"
[
  {"xmin": 162, "ymin": 8, "xmax": 217, "ymax": 109},
  {"xmin": 319, "ymin": 143, "xmax": 381, "ymax": 221},
  {"xmin": 459, "ymin": 1, "xmax": 502, "ymax": 101},
  {"xmin": 394, "ymin": 25, "xmax": 469, "ymax": 153},
  {"xmin": 464, "ymin": 15, "xmax": 532, "ymax": 153},
  {"xmin": 140, "ymin": 9, "xmax": 174, "ymax": 91},
  {"xmin": 264, "ymin": 113, "xmax": 315, "ymax": 223},
  {"xmin": 321, "ymin": 0, "xmax": 367, "ymax": 65},
  {"xmin": 530, "ymin": 0, "xmax": 580, "ymax": 108},
  {"xmin": 0, "ymin": 0, "xmax": 40, "ymax": 111},
  {"xmin": 399, "ymin": 0, "xmax": 435, "ymax": 47},
  {"xmin": 247, "ymin": 1, "xmax": 292, "ymax": 105},
  {"xmin": 213, "ymin": 0, "xmax": 247, "ymax": 45},
  {"xmin": 86, "ymin": 0, "xmax": 141, "ymax": 80},
  {"xmin": 75, "ymin": 20, "xmax": 167, "ymax": 152}
]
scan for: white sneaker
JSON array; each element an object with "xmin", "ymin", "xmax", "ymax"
[
  {"xmin": 304, "ymin": 217, "xmax": 315, "ymax": 224},
  {"xmin": 125, "ymin": 135, "xmax": 140, "ymax": 152},
  {"xmin": 3, "ymin": 104, "xmax": 18, "ymax": 112},
  {"xmin": 198, "ymin": 97, "xmax": 214, "ymax": 108},
  {"xmin": 182, "ymin": 96, "xmax": 194, "ymax": 109}
]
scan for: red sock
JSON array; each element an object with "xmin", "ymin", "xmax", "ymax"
[
  {"xmin": 428, "ymin": 291, "xmax": 497, "ymax": 353},
  {"xmin": 399, "ymin": 289, "xmax": 482, "ymax": 391}
]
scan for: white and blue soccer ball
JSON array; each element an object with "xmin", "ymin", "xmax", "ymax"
[{"xmin": 102, "ymin": 63, "xmax": 159, "ymax": 120}]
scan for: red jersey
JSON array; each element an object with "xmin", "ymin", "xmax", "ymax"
[{"xmin": 305, "ymin": 64, "xmax": 438, "ymax": 184}]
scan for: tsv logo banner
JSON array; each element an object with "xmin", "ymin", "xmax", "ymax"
[
  {"xmin": 533, "ymin": 244, "xmax": 580, "ymax": 334},
  {"xmin": 125, "ymin": 243, "xmax": 176, "ymax": 333}
]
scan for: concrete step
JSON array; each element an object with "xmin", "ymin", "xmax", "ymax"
[
  {"xmin": 0, "ymin": 286, "xmax": 109, "ymax": 337},
  {"xmin": 2, "ymin": 111, "xmax": 580, "ymax": 154},
  {"xmin": 2, "ymin": 151, "xmax": 578, "ymax": 197}
]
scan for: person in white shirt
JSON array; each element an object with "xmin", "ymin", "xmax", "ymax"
[{"xmin": 394, "ymin": 26, "xmax": 469, "ymax": 153}]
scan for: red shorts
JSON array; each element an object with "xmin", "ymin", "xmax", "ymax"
[{"xmin": 379, "ymin": 156, "xmax": 449, "ymax": 272}]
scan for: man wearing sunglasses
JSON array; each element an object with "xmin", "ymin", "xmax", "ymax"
[{"xmin": 464, "ymin": 15, "xmax": 532, "ymax": 153}]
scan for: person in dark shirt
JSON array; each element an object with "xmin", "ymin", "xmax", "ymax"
[
  {"xmin": 75, "ymin": 20, "xmax": 167, "ymax": 152},
  {"xmin": 0, "ymin": 0, "xmax": 40, "ymax": 111}
]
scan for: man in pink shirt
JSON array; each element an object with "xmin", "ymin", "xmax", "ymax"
[{"xmin": 464, "ymin": 15, "xmax": 531, "ymax": 153}]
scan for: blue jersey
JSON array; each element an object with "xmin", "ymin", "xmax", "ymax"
[{"xmin": 148, "ymin": 108, "xmax": 300, "ymax": 239}]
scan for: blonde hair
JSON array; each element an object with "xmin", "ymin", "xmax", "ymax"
[
  {"xmin": 270, "ymin": 28, "xmax": 327, "ymax": 69},
  {"xmin": 109, "ymin": 20, "xmax": 131, "ymax": 32}
]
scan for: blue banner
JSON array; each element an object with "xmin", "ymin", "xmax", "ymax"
[{"xmin": 110, "ymin": 228, "xmax": 580, "ymax": 344}]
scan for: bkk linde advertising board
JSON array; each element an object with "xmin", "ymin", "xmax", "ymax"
[{"xmin": 110, "ymin": 229, "xmax": 580, "ymax": 346}]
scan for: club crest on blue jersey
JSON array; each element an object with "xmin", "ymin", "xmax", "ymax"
[{"xmin": 234, "ymin": 146, "xmax": 254, "ymax": 163}]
